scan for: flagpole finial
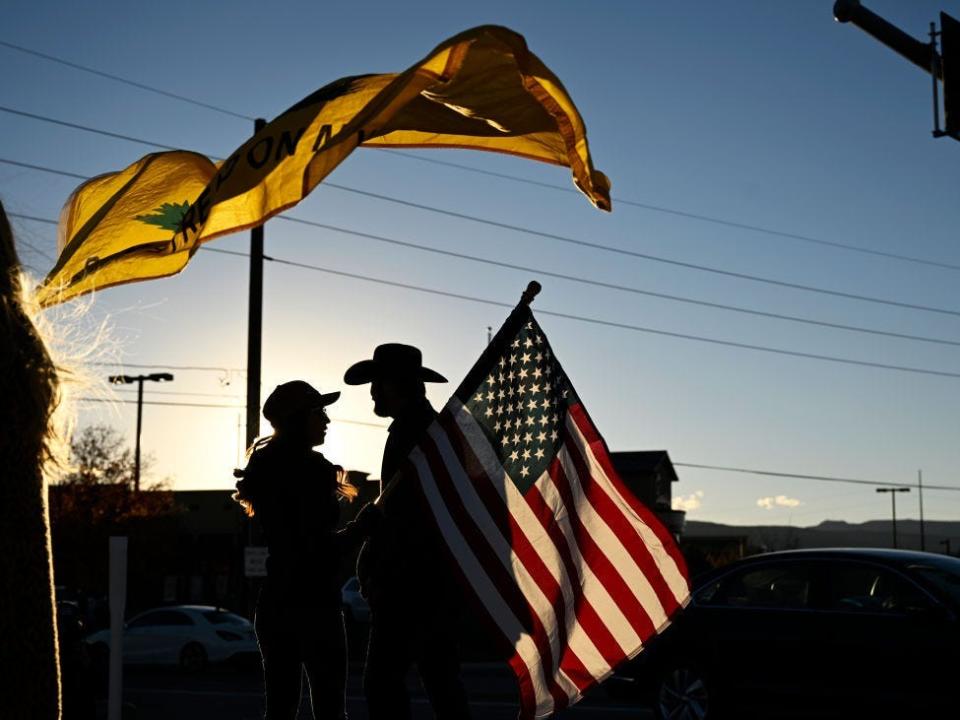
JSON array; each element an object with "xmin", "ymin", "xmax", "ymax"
[{"xmin": 520, "ymin": 281, "xmax": 541, "ymax": 307}]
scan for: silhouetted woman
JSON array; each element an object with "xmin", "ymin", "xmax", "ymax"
[{"xmin": 234, "ymin": 380, "xmax": 366, "ymax": 720}]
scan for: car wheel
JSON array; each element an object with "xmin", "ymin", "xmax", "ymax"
[
  {"xmin": 656, "ymin": 664, "xmax": 712, "ymax": 720},
  {"xmin": 179, "ymin": 642, "xmax": 207, "ymax": 672}
]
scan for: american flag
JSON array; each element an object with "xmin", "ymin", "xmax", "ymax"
[{"xmin": 406, "ymin": 303, "xmax": 690, "ymax": 718}]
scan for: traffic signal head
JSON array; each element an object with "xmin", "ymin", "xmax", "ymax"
[{"xmin": 943, "ymin": 12, "xmax": 960, "ymax": 138}]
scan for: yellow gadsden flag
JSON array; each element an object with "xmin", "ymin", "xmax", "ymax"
[
  {"xmin": 38, "ymin": 25, "xmax": 610, "ymax": 306},
  {"xmin": 40, "ymin": 151, "xmax": 217, "ymax": 304}
]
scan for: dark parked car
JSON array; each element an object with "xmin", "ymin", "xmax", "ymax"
[
  {"xmin": 610, "ymin": 549, "xmax": 960, "ymax": 719},
  {"xmin": 57, "ymin": 600, "xmax": 97, "ymax": 719}
]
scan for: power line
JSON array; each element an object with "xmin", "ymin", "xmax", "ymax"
[
  {"xmin": 0, "ymin": 158, "xmax": 88, "ymax": 180},
  {"xmin": 0, "ymin": 105, "xmax": 182, "ymax": 151},
  {"xmin": 6, "ymin": 213, "xmax": 57, "ymax": 226},
  {"xmin": 675, "ymin": 462, "xmax": 960, "ymax": 493},
  {"xmin": 324, "ymin": 183, "xmax": 960, "ymax": 319},
  {"xmin": 255, "ymin": 252, "xmax": 960, "ymax": 380},
  {"xmin": 2, "ymin": 57, "xmax": 948, "ymax": 487},
  {"xmin": 200, "ymin": 247, "xmax": 248, "ymax": 258},
  {"xmin": 5, "ymin": 37, "xmax": 953, "ymax": 274},
  {"xmin": 275, "ymin": 215, "xmax": 960, "ymax": 348},
  {"xmin": 13, "ymin": 236, "xmax": 54, "ymax": 262},
  {"xmin": 76, "ymin": 396, "xmax": 387, "ymax": 428},
  {"xmin": 3, "ymin": 111, "xmax": 959, "ymax": 316},
  {"xmin": 531, "ymin": 308, "xmax": 960, "ymax": 379},
  {"xmin": 112, "ymin": 388, "xmax": 243, "ymax": 400},
  {"xmin": 329, "ymin": 417, "xmax": 388, "ymax": 429},
  {"xmin": 73, "ymin": 398, "xmax": 960, "ymax": 490},
  {"xmin": 2, "ymin": 210, "xmax": 55, "ymax": 264},
  {"xmin": 0, "ymin": 39, "xmax": 255, "ymax": 122},
  {"xmin": 87, "ymin": 361, "xmax": 245, "ymax": 374},
  {"xmin": 8, "ymin": 209, "xmax": 960, "ymax": 378},
  {"xmin": 78, "ymin": 397, "xmax": 241, "ymax": 409},
  {"xmin": 10, "ymin": 208, "xmax": 960, "ymax": 377},
  {"xmin": 7, "ymin": 163, "xmax": 960, "ymax": 347},
  {"xmin": 11, "ymin": 196, "xmax": 960, "ymax": 351},
  {"xmin": 378, "ymin": 149, "xmax": 960, "ymax": 273}
]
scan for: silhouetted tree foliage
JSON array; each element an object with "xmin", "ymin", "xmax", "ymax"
[
  {"xmin": 50, "ymin": 425, "xmax": 182, "ymax": 616},
  {"xmin": 63, "ymin": 424, "xmax": 140, "ymax": 486}
]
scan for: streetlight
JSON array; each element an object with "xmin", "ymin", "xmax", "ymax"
[
  {"xmin": 108, "ymin": 373, "xmax": 174, "ymax": 492},
  {"xmin": 876, "ymin": 487, "xmax": 911, "ymax": 549}
]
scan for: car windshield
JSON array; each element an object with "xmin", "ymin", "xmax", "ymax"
[
  {"xmin": 906, "ymin": 557, "xmax": 960, "ymax": 608},
  {"xmin": 202, "ymin": 610, "xmax": 251, "ymax": 626}
]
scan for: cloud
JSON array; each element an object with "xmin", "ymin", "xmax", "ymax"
[
  {"xmin": 757, "ymin": 495, "xmax": 802, "ymax": 510},
  {"xmin": 672, "ymin": 490, "xmax": 704, "ymax": 512}
]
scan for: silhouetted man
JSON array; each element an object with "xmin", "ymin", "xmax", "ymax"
[{"xmin": 344, "ymin": 343, "xmax": 471, "ymax": 720}]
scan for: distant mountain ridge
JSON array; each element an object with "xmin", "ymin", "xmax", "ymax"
[{"xmin": 684, "ymin": 518, "xmax": 960, "ymax": 554}]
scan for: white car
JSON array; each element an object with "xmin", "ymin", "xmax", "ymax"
[{"xmin": 85, "ymin": 605, "xmax": 258, "ymax": 670}]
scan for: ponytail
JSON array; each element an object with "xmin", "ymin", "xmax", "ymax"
[{"xmin": 231, "ymin": 436, "xmax": 273, "ymax": 517}]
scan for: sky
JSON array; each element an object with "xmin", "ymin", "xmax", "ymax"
[{"xmin": 2, "ymin": 0, "xmax": 959, "ymax": 528}]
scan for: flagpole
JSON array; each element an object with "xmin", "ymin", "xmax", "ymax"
[
  {"xmin": 520, "ymin": 280, "xmax": 542, "ymax": 305},
  {"xmin": 375, "ymin": 280, "xmax": 541, "ymax": 506},
  {"xmin": 452, "ymin": 281, "xmax": 541, "ymax": 401}
]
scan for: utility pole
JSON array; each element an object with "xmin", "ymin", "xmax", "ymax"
[
  {"xmin": 243, "ymin": 119, "xmax": 267, "ymax": 619},
  {"xmin": 876, "ymin": 487, "xmax": 911, "ymax": 549},
  {"xmin": 941, "ymin": 538, "xmax": 952, "ymax": 556},
  {"xmin": 108, "ymin": 372, "xmax": 174, "ymax": 492},
  {"xmin": 944, "ymin": 12, "xmax": 960, "ymax": 137},
  {"xmin": 245, "ymin": 117, "xmax": 267, "ymax": 451},
  {"xmin": 932, "ymin": 22, "xmax": 943, "ymax": 137}
]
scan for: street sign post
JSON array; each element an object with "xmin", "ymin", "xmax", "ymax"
[{"xmin": 244, "ymin": 546, "xmax": 269, "ymax": 578}]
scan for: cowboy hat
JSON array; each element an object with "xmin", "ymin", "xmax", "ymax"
[{"xmin": 344, "ymin": 343, "xmax": 447, "ymax": 385}]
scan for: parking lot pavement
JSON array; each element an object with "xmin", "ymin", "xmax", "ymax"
[
  {"xmin": 117, "ymin": 691, "xmax": 650, "ymax": 720},
  {"xmin": 99, "ymin": 663, "xmax": 652, "ymax": 720}
]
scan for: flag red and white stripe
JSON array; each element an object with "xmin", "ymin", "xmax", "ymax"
[{"xmin": 405, "ymin": 308, "xmax": 690, "ymax": 718}]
